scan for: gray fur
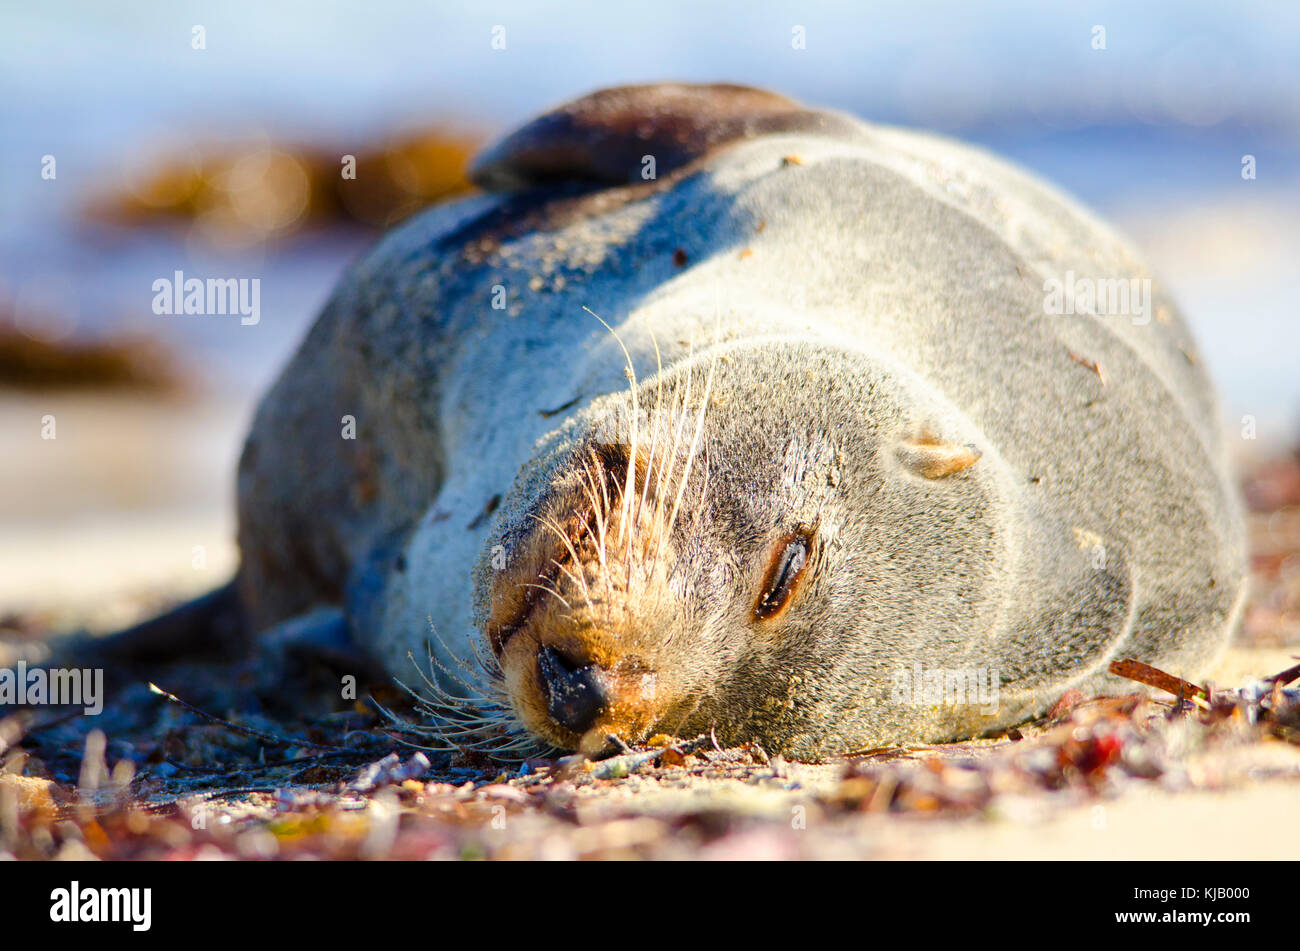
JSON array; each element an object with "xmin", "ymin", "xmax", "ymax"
[{"xmin": 237, "ymin": 86, "xmax": 1246, "ymax": 759}]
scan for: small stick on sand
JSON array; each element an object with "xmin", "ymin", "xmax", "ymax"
[
  {"xmin": 148, "ymin": 682, "xmax": 345, "ymax": 751},
  {"xmin": 1108, "ymin": 659, "xmax": 1207, "ymax": 701}
]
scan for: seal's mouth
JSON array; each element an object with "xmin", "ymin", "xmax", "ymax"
[{"xmin": 496, "ymin": 615, "xmax": 672, "ymax": 753}]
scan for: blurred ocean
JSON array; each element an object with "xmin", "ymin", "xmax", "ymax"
[{"xmin": 3, "ymin": 0, "xmax": 1299, "ymax": 436}]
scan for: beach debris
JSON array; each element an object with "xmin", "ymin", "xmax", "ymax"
[
  {"xmin": 4, "ymin": 444, "xmax": 1300, "ymax": 858},
  {"xmin": 0, "ymin": 320, "xmax": 181, "ymax": 392},
  {"xmin": 148, "ymin": 682, "xmax": 345, "ymax": 751},
  {"xmin": 1066, "ymin": 350, "xmax": 1107, "ymax": 385},
  {"xmin": 347, "ymin": 752, "xmax": 430, "ymax": 793},
  {"xmin": 85, "ymin": 128, "xmax": 481, "ymax": 238},
  {"xmin": 1108, "ymin": 658, "xmax": 1208, "ymax": 702}
]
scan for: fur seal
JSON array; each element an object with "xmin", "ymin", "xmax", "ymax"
[{"xmin": 232, "ymin": 83, "xmax": 1246, "ymax": 759}]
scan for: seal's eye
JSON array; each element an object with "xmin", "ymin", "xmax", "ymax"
[{"xmin": 754, "ymin": 529, "xmax": 814, "ymax": 622}]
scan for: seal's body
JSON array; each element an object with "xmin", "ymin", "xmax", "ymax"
[{"xmin": 236, "ymin": 85, "xmax": 1246, "ymax": 759}]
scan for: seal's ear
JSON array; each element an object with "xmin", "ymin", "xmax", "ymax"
[
  {"xmin": 470, "ymin": 82, "xmax": 856, "ymax": 191},
  {"xmin": 896, "ymin": 433, "xmax": 982, "ymax": 480}
]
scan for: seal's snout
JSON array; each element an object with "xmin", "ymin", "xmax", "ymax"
[
  {"xmin": 537, "ymin": 646, "xmax": 611, "ymax": 733},
  {"xmin": 485, "ymin": 436, "xmax": 701, "ymax": 752},
  {"xmin": 491, "ymin": 544, "xmax": 678, "ymax": 752}
]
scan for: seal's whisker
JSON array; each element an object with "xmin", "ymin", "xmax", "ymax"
[
  {"xmin": 575, "ymin": 461, "xmax": 603, "ymax": 538},
  {"xmin": 666, "ymin": 310, "xmax": 721, "ymax": 543},
  {"xmin": 414, "ymin": 630, "xmax": 489, "ymax": 698},
  {"xmin": 384, "ymin": 684, "xmax": 511, "ymax": 749},
  {"xmin": 420, "ymin": 618, "xmax": 514, "ymax": 711},
  {"xmin": 379, "ymin": 636, "xmax": 547, "ymax": 762},
  {"xmin": 582, "ymin": 304, "xmax": 640, "ymax": 561},
  {"xmin": 591, "ymin": 448, "xmax": 614, "ymax": 550},
  {"xmin": 690, "ymin": 452, "xmax": 712, "ymax": 537},
  {"xmin": 653, "ymin": 341, "xmax": 701, "ymax": 573},
  {"xmin": 651, "ymin": 333, "xmax": 696, "ymax": 571},
  {"xmin": 575, "ymin": 463, "xmax": 608, "ymax": 613},
  {"xmin": 614, "ymin": 472, "xmax": 636, "ymax": 591},
  {"xmin": 518, "ymin": 581, "xmax": 571, "ymax": 610},
  {"xmin": 582, "ymin": 450, "xmax": 617, "ymax": 624},
  {"xmin": 639, "ymin": 321, "xmax": 665, "ymax": 525},
  {"xmin": 553, "ymin": 561, "xmax": 595, "ymax": 617},
  {"xmin": 458, "ymin": 615, "xmax": 510, "ymax": 685},
  {"xmin": 532, "ymin": 513, "xmax": 594, "ymax": 609},
  {"xmin": 572, "ymin": 474, "xmax": 609, "ymax": 597},
  {"xmin": 574, "ymin": 459, "xmax": 604, "ymax": 533}
]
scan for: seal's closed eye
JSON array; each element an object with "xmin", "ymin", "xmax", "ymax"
[{"xmin": 755, "ymin": 529, "xmax": 815, "ymax": 622}]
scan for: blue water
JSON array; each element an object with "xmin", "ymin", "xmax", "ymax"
[{"xmin": 2, "ymin": 1, "xmax": 1298, "ymax": 432}]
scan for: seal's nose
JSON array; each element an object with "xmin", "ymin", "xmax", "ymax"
[{"xmin": 537, "ymin": 646, "xmax": 610, "ymax": 733}]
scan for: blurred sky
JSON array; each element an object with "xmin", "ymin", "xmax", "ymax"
[{"xmin": 2, "ymin": 0, "xmax": 1299, "ymax": 436}]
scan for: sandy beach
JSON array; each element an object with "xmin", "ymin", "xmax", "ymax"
[{"xmin": 2, "ymin": 385, "xmax": 1298, "ymax": 860}]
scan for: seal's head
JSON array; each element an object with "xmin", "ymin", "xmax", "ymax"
[{"xmin": 478, "ymin": 339, "xmax": 1002, "ymax": 759}]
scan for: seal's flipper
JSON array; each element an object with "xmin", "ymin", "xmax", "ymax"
[
  {"xmin": 470, "ymin": 82, "xmax": 857, "ymax": 190},
  {"xmin": 31, "ymin": 581, "xmax": 248, "ymax": 700},
  {"xmin": 58, "ymin": 579, "xmax": 247, "ymax": 668},
  {"xmin": 250, "ymin": 605, "xmax": 384, "ymax": 693}
]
